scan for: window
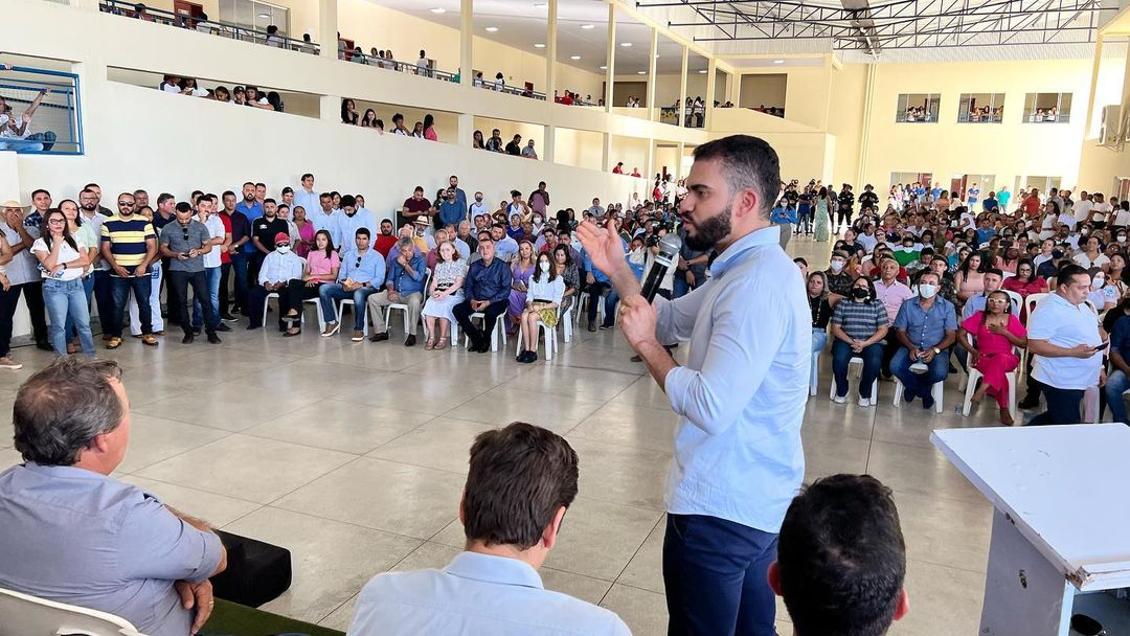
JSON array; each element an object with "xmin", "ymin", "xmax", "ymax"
[
  {"xmin": 218, "ymin": 0, "xmax": 289, "ymax": 37},
  {"xmin": 958, "ymin": 93, "xmax": 1004, "ymax": 123},
  {"xmin": 1023, "ymin": 93, "xmax": 1071, "ymax": 123},
  {"xmin": 895, "ymin": 94, "xmax": 940, "ymax": 123}
]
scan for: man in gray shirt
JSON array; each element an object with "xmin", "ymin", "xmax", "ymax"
[
  {"xmin": 159, "ymin": 202, "xmax": 220, "ymax": 344},
  {"xmin": 0, "ymin": 358, "xmax": 227, "ymax": 635}
]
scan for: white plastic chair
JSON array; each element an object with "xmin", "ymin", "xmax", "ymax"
[
  {"xmin": 335, "ymin": 298, "xmax": 369, "ymax": 337},
  {"xmin": 384, "ymin": 273, "xmax": 430, "ymax": 339},
  {"xmin": 575, "ymin": 290, "xmax": 606, "ymax": 327},
  {"xmin": 516, "ymin": 309, "xmax": 559, "ymax": 361},
  {"xmin": 1021, "ymin": 292, "xmax": 1049, "ymax": 382},
  {"xmin": 893, "ymin": 361, "xmax": 944, "ymax": 413},
  {"xmin": 560, "ymin": 305, "xmax": 574, "ymax": 343},
  {"xmin": 262, "ymin": 292, "xmax": 306, "ymax": 328},
  {"xmin": 0, "ymin": 586, "xmax": 144, "ymax": 636},
  {"xmin": 463, "ymin": 312, "xmax": 508, "ymax": 351},
  {"xmin": 960, "ymin": 334, "xmax": 1020, "ymax": 423},
  {"xmin": 828, "ymin": 356, "xmax": 879, "ymax": 405},
  {"xmin": 809, "ymin": 351, "xmax": 820, "ymax": 396},
  {"xmin": 303, "ymin": 298, "xmax": 326, "ymax": 332}
]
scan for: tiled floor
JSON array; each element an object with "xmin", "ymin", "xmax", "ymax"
[{"xmin": 0, "ymin": 235, "xmax": 996, "ymax": 635}]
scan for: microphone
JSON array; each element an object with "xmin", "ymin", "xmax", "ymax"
[{"xmin": 641, "ymin": 233, "xmax": 682, "ymax": 302}]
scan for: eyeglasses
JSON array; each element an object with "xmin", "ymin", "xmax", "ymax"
[{"xmin": 117, "ymin": 201, "xmax": 134, "ymax": 207}]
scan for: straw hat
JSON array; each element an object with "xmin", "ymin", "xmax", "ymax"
[{"xmin": 0, "ymin": 200, "xmax": 28, "ymax": 209}]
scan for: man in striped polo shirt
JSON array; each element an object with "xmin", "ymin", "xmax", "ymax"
[{"xmin": 100, "ymin": 193, "xmax": 158, "ymax": 349}]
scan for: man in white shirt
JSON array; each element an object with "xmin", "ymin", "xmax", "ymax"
[
  {"xmin": 311, "ymin": 192, "xmax": 342, "ymax": 249},
  {"xmin": 348, "ymin": 422, "xmax": 629, "ymax": 636},
  {"xmin": 247, "ymin": 233, "xmax": 306, "ymax": 335},
  {"xmin": 469, "ymin": 192, "xmax": 489, "ymax": 225},
  {"xmin": 192, "ymin": 194, "xmax": 230, "ymax": 334},
  {"xmin": 1027, "ymin": 263, "xmax": 1104, "ymax": 425},
  {"xmin": 293, "ymin": 173, "xmax": 320, "ymax": 220},
  {"xmin": 1072, "ymin": 191, "xmax": 1093, "ymax": 225}
]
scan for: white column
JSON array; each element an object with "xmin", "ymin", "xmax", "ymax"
[
  {"xmin": 457, "ymin": 113, "xmax": 475, "ymax": 148},
  {"xmin": 319, "ymin": 95, "xmax": 340, "ymax": 123},
  {"xmin": 678, "ymin": 46, "xmax": 688, "ymax": 127},
  {"xmin": 646, "ymin": 27, "xmax": 658, "ymax": 120},
  {"xmin": 676, "ymin": 142, "xmax": 686, "ymax": 180},
  {"xmin": 546, "ymin": 0, "xmax": 558, "ymax": 99},
  {"xmin": 460, "ymin": 0, "xmax": 473, "ymax": 86},
  {"xmin": 602, "ymin": 132, "xmax": 612, "ymax": 172},
  {"xmin": 318, "ymin": 0, "xmax": 337, "ymax": 61},
  {"xmin": 604, "ymin": 2, "xmax": 616, "ymax": 111},
  {"xmin": 544, "ymin": 124, "xmax": 556, "ymax": 163},
  {"xmin": 705, "ymin": 57, "xmax": 717, "ymax": 128},
  {"xmin": 644, "ymin": 139, "xmax": 656, "ymax": 183}
]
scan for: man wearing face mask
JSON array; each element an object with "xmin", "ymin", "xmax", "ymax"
[
  {"xmin": 247, "ymin": 233, "xmax": 306, "ymax": 335},
  {"xmin": 824, "ymin": 250, "xmax": 854, "ymax": 297},
  {"xmin": 890, "ymin": 271, "xmax": 957, "ymax": 410}
]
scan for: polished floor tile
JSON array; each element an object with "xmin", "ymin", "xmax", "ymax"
[
  {"xmin": 365, "ymin": 417, "xmax": 495, "ymax": 474},
  {"xmin": 116, "ymin": 413, "xmax": 232, "ymax": 474},
  {"xmin": 242, "ymin": 399, "xmax": 431, "ymax": 455}
]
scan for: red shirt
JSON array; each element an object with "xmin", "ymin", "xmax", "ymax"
[
  {"xmin": 374, "ymin": 234, "xmax": 396, "ymax": 257},
  {"xmin": 1022, "ymin": 195, "xmax": 1041, "ymax": 217},
  {"xmin": 218, "ymin": 212, "xmax": 233, "ymax": 265},
  {"xmin": 612, "ymin": 165, "xmax": 623, "ymax": 174}
]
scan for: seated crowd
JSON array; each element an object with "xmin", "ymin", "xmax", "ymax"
[
  {"xmin": 158, "ymin": 75, "xmax": 284, "ymax": 111},
  {"xmin": 0, "ymin": 356, "xmax": 911, "ymax": 636},
  {"xmin": 799, "ymin": 181, "xmax": 1114, "ymax": 426}
]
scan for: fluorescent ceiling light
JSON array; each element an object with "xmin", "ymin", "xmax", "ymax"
[
  {"xmin": 697, "ymin": 69, "xmax": 707, "ymax": 74},
  {"xmin": 581, "ymin": 24, "xmax": 595, "ymax": 29},
  {"xmin": 534, "ymin": 43, "xmax": 546, "ymax": 48},
  {"xmin": 257, "ymin": 12, "xmax": 270, "ymax": 19},
  {"xmin": 637, "ymin": 70, "xmax": 647, "ymax": 75},
  {"xmin": 599, "ymin": 65, "xmax": 608, "ymax": 70},
  {"xmin": 484, "ymin": 26, "xmax": 499, "ymax": 32},
  {"xmin": 429, "ymin": 7, "xmax": 446, "ymax": 13},
  {"xmin": 773, "ymin": 59, "xmax": 784, "ymax": 64},
  {"xmin": 620, "ymin": 42, "xmax": 632, "ymax": 47},
  {"xmin": 533, "ymin": 2, "xmax": 546, "ymax": 6},
  {"xmin": 570, "ymin": 55, "xmax": 581, "ymax": 60}
]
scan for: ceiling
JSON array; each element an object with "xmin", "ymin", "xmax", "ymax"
[{"xmin": 368, "ymin": 0, "xmax": 704, "ymax": 75}]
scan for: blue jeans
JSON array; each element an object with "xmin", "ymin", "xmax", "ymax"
[
  {"xmin": 65, "ymin": 275, "xmax": 95, "ymax": 342},
  {"xmin": 319, "ymin": 283, "xmax": 377, "ymax": 330},
  {"xmin": 0, "ymin": 131, "xmax": 56, "ymax": 152},
  {"xmin": 1105, "ymin": 370, "xmax": 1130, "ymax": 424},
  {"xmin": 891, "ymin": 346, "xmax": 950, "ymax": 400},
  {"xmin": 109, "ymin": 275, "xmax": 153, "ymax": 337},
  {"xmin": 43, "ymin": 278, "xmax": 94, "ymax": 357},
  {"xmin": 1028, "ymin": 386, "xmax": 1085, "ymax": 425},
  {"xmin": 92, "ymin": 270, "xmax": 115, "ymax": 335},
  {"xmin": 663, "ymin": 514, "xmax": 778, "ymax": 635},
  {"xmin": 192, "ymin": 266, "xmax": 221, "ymax": 329},
  {"xmin": 811, "ymin": 328, "xmax": 827, "ymax": 354},
  {"xmin": 832, "ymin": 339, "xmax": 883, "ymax": 399},
  {"xmin": 673, "ymin": 272, "xmax": 701, "ymax": 299}
]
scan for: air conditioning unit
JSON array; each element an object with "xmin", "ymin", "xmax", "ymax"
[{"xmin": 1100, "ymin": 104, "xmax": 1122, "ymax": 145}]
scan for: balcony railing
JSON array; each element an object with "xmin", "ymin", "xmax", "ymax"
[
  {"xmin": 1024, "ymin": 111, "xmax": 1071, "ymax": 123},
  {"xmin": 343, "ymin": 55, "xmax": 459, "ymax": 84},
  {"xmin": 958, "ymin": 112, "xmax": 1003, "ymax": 123},
  {"xmin": 896, "ymin": 110, "xmax": 938, "ymax": 123},
  {"xmin": 99, "ymin": 0, "xmax": 320, "ymax": 55},
  {"xmin": 474, "ymin": 80, "xmax": 547, "ymax": 101},
  {"xmin": 0, "ymin": 65, "xmax": 83, "ymax": 155}
]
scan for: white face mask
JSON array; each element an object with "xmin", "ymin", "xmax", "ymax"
[
  {"xmin": 918, "ymin": 283, "xmax": 938, "ymax": 299},
  {"xmin": 276, "ymin": 244, "xmax": 291, "ymax": 254},
  {"xmin": 539, "ymin": 261, "xmax": 551, "ymax": 272},
  {"xmin": 829, "ymin": 260, "xmax": 845, "ymax": 273}
]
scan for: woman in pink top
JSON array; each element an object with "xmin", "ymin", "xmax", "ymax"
[
  {"xmin": 293, "ymin": 206, "xmax": 315, "ymax": 258},
  {"xmin": 305, "ymin": 230, "xmax": 341, "ymax": 289},
  {"xmin": 957, "ymin": 290, "xmax": 1028, "ymax": 425},
  {"xmin": 423, "ymin": 114, "xmax": 438, "ymax": 141}
]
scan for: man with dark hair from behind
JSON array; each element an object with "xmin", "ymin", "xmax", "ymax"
[
  {"xmin": 769, "ymin": 474, "xmax": 909, "ymax": 636},
  {"xmin": 348, "ymin": 422, "xmax": 630, "ymax": 635}
]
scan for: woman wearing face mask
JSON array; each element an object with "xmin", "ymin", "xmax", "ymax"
[
  {"xmin": 1087, "ymin": 267, "xmax": 1118, "ymax": 312},
  {"xmin": 957, "ymin": 289, "xmax": 1027, "ymax": 425},
  {"xmin": 807, "ymin": 272, "xmax": 835, "ymax": 356},
  {"xmin": 824, "ymin": 250, "xmax": 854, "ymax": 297},
  {"xmin": 516, "ymin": 252, "xmax": 565, "ymax": 363},
  {"xmin": 829, "ymin": 277, "xmax": 888, "ymax": 406}
]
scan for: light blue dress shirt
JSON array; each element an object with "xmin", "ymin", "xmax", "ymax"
[
  {"xmin": 292, "ymin": 188, "xmax": 321, "ymax": 220},
  {"xmin": 311, "ymin": 208, "xmax": 343, "ymax": 249},
  {"xmin": 338, "ymin": 209, "xmax": 377, "ymax": 249},
  {"xmin": 0, "ymin": 463, "xmax": 223, "ymax": 636},
  {"xmin": 339, "ymin": 247, "xmax": 386, "ymax": 285},
  {"xmin": 657, "ymin": 225, "xmax": 810, "ymax": 533},
  {"xmin": 347, "ymin": 551, "xmax": 630, "ymax": 636}
]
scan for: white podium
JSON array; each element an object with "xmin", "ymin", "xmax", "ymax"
[{"xmin": 931, "ymin": 424, "xmax": 1130, "ymax": 635}]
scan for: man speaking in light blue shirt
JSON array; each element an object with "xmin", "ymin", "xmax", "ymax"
[
  {"xmin": 347, "ymin": 422, "xmax": 630, "ymax": 636},
  {"xmin": 578, "ymin": 135, "xmax": 810, "ymax": 635}
]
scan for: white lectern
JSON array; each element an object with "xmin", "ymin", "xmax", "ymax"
[{"xmin": 931, "ymin": 424, "xmax": 1130, "ymax": 635}]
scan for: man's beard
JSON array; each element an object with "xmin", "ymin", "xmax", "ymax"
[{"xmin": 684, "ymin": 204, "xmax": 733, "ymax": 251}]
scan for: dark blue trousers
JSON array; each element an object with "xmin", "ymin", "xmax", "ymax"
[{"xmin": 663, "ymin": 514, "xmax": 778, "ymax": 636}]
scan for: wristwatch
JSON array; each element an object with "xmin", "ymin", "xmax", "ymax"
[{"xmin": 933, "ymin": 347, "xmax": 941, "ymax": 355}]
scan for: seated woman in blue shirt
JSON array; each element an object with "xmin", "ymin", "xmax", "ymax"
[{"xmin": 829, "ymin": 276, "xmax": 889, "ymax": 407}]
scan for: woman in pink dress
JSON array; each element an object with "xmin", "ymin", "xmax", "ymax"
[
  {"xmin": 293, "ymin": 205, "xmax": 315, "ymax": 258},
  {"xmin": 957, "ymin": 290, "xmax": 1028, "ymax": 425}
]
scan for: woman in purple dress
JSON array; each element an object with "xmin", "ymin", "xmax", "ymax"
[{"xmin": 507, "ymin": 240, "xmax": 536, "ymax": 333}]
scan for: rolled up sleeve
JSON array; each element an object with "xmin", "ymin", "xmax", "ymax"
[
  {"xmin": 664, "ymin": 285, "xmax": 776, "ymax": 436},
  {"xmin": 118, "ymin": 496, "xmax": 223, "ymax": 583}
]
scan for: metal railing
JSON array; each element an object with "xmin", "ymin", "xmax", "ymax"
[
  {"xmin": 343, "ymin": 55, "xmax": 459, "ymax": 84},
  {"xmin": 958, "ymin": 112, "xmax": 1004, "ymax": 123},
  {"xmin": 474, "ymin": 81, "xmax": 547, "ymax": 102},
  {"xmin": 0, "ymin": 65, "xmax": 83, "ymax": 155},
  {"xmin": 99, "ymin": 0, "xmax": 320, "ymax": 55},
  {"xmin": 895, "ymin": 111, "xmax": 938, "ymax": 123},
  {"xmin": 1024, "ymin": 111, "xmax": 1071, "ymax": 123}
]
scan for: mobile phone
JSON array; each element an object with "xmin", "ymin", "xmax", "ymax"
[{"xmin": 1093, "ymin": 341, "xmax": 1109, "ymax": 351}]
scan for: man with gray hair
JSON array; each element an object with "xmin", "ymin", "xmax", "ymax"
[
  {"xmin": 0, "ymin": 358, "xmax": 227, "ymax": 635},
  {"xmin": 367, "ymin": 236, "xmax": 426, "ymax": 346}
]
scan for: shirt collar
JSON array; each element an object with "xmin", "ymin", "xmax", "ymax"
[
  {"xmin": 709, "ymin": 225, "xmax": 780, "ymax": 279},
  {"xmin": 444, "ymin": 552, "xmax": 544, "ymax": 590},
  {"xmin": 24, "ymin": 461, "xmax": 111, "ymax": 482}
]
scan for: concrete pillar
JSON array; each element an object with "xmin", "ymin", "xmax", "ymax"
[
  {"xmin": 546, "ymin": 0, "xmax": 558, "ymax": 99},
  {"xmin": 319, "ymin": 95, "xmax": 340, "ymax": 123},
  {"xmin": 705, "ymin": 57, "xmax": 717, "ymax": 128},
  {"xmin": 544, "ymin": 124, "xmax": 556, "ymax": 163},
  {"xmin": 318, "ymin": 0, "xmax": 337, "ymax": 61},
  {"xmin": 457, "ymin": 113, "xmax": 475, "ymax": 148},
  {"xmin": 676, "ymin": 142, "xmax": 686, "ymax": 180},
  {"xmin": 646, "ymin": 27, "xmax": 658, "ymax": 119},
  {"xmin": 604, "ymin": 3, "xmax": 616, "ymax": 111},
  {"xmin": 732, "ymin": 73, "xmax": 742, "ymax": 108},
  {"xmin": 460, "ymin": 0, "xmax": 473, "ymax": 86},
  {"xmin": 678, "ymin": 46, "xmax": 688, "ymax": 128},
  {"xmin": 602, "ymin": 132, "xmax": 612, "ymax": 172},
  {"xmin": 644, "ymin": 139, "xmax": 656, "ymax": 183}
]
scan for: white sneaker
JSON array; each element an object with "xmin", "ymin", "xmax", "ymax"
[
  {"xmin": 0, "ymin": 356, "xmax": 22, "ymax": 370},
  {"xmin": 858, "ymin": 396, "xmax": 873, "ymax": 408},
  {"xmin": 832, "ymin": 394, "xmax": 847, "ymax": 404}
]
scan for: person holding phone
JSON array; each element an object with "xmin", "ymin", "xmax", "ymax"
[{"xmin": 1026, "ymin": 264, "xmax": 1104, "ymax": 425}]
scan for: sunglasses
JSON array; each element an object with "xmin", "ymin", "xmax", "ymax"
[
  {"xmin": 118, "ymin": 201, "xmax": 134, "ymax": 207},
  {"xmin": 182, "ymin": 229, "xmax": 190, "ymax": 242},
  {"xmin": 355, "ymin": 257, "xmax": 362, "ymax": 268}
]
